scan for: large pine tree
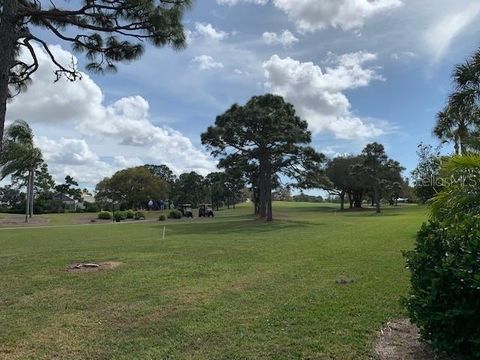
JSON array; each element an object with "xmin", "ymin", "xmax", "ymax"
[{"xmin": 202, "ymin": 94, "xmax": 325, "ymax": 221}]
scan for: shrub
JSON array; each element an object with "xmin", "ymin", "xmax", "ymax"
[
  {"xmin": 134, "ymin": 211, "xmax": 146, "ymax": 220},
  {"xmin": 114, "ymin": 212, "xmax": 124, "ymax": 222},
  {"xmin": 117, "ymin": 211, "xmax": 128, "ymax": 220},
  {"xmin": 404, "ymin": 217, "xmax": 480, "ymax": 357},
  {"xmin": 159, "ymin": 214, "xmax": 166, "ymax": 221},
  {"xmin": 84, "ymin": 203, "xmax": 99, "ymax": 213},
  {"xmin": 168, "ymin": 209, "xmax": 182, "ymax": 219},
  {"xmin": 126, "ymin": 209, "xmax": 135, "ymax": 219},
  {"xmin": 98, "ymin": 211, "xmax": 112, "ymax": 220}
]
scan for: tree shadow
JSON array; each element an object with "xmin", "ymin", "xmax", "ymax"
[{"xmin": 154, "ymin": 217, "xmax": 308, "ymax": 237}]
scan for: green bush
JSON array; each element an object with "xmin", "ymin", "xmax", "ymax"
[
  {"xmin": 84, "ymin": 203, "xmax": 99, "ymax": 213},
  {"xmin": 117, "ymin": 211, "xmax": 128, "ymax": 220},
  {"xmin": 134, "ymin": 211, "xmax": 146, "ymax": 220},
  {"xmin": 168, "ymin": 209, "xmax": 182, "ymax": 219},
  {"xmin": 114, "ymin": 212, "xmax": 124, "ymax": 222},
  {"xmin": 98, "ymin": 211, "xmax": 112, "ymax": 220},
  {"xmin": 126, "ymin": 209, "xmax": 135, "ymax": 219},
  {"xmin": 404, "ymin": 217, "xmax": 480, "ymax": 357},
  {"xmin": 159, "ymin": 214, "xmax": 166, "ymax": 221}
]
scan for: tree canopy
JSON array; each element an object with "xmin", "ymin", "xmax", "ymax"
[
  {"xmin": 95, "ymin": 166, "xmax": 168, "ymax": 209},
  {"xmin": 322, "ymin": 143, "xmax": 405, "ymax": 212}
]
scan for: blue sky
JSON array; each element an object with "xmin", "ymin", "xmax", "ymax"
[{"xmin": 6, "ymin": 0, "xmax": 480, "ymax": 189}]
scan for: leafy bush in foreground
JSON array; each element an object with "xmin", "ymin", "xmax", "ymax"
[
  {"xmin": 159, "ymin": 214, "xmax": 166, "ymax": 221},
  {"xmin": 404, "ymin": 217, "xmax": 480, "ymax": 357},
  {"xmin": 126, "ymin": 209, "xmax": 135, "ymax": 219},
  {"xmin": 98, "ymin": 211, "xmax": 112, "ymax": 220},
  {"xmin": 168, "ymin": 209, "xmax": 182, "ymax": 219}
]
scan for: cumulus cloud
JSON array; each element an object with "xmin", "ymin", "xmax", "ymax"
[
  {"xmin": 218, "ymin": 0, "xmax": 402, "ymax": 32},
  {"xmin": 35, "ymin": 137, "xmax": 116, "ymax": 184},
  {"xmin": 6, "ymin": 44, "xmax": 217, "ymax": 186},
  {"xmin": 263, "ymin": 30, "xmax": 299, "ymax": 47},
  {"xmin": 192, "ymin": 55, "xmax": 225, "ymax": 70},
  {"xmin": 263, "ymin": 53, "xmax": 387, "ymax": 139},
  {"xmin": 194, "ymin": 22, "xmax": 229, "ymax": 41}
]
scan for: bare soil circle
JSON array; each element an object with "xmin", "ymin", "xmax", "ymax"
[{"xmin": 66, "ymin": 261, "xmax": 123, "ymax": 273}]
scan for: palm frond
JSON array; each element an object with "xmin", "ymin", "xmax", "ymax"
[{"xmin": 430, "ymin": 154, "xmax": 480, "ymax": 221}]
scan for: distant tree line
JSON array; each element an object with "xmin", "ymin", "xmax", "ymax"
[
  {"xmin": 323, "ymin": 143, "xmax": 411, "ymax": 213},
  {"xmin": 94, "ymin": 165, "xmax": 248, "ymax": 211},
  {"xmin": 292, "ymin": 193, "xmax": 324, "ymax": 203}
]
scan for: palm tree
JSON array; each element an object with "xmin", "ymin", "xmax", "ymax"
[
  {"xmin": 0, "ymin": 120, "xmax": 43, "ymax": 222},
  {"xmin": 441, "ymin": 49, "xmax": 480, "ymax": 153},
  {"xmin": 433, "ymin": 103, "xmax": 474, "ymax": 155},
  {"xmin": 453, "ymin": 52, "xmax": 480, "ymax": 94}
]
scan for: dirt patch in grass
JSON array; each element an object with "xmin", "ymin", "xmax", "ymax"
[
  {"xmin": 66, "ymin": 261, "xmax": 123, "ymax": 273},
  {"xmin": 375, "ymin": 319, "xmax": 454, "ymax": 360},
  {"xmin": 0, "ymin": 214, "xmax": 48, "ymax": 226}
]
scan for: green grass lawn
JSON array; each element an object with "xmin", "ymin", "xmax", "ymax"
[{"xmin": 0, "ymin": 202, "xmax": 426, "ymax": 359}]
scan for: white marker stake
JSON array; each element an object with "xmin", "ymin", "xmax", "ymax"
[{"xmin": 162, "ymin": 226, "xmax": 166, "ymax": 240}]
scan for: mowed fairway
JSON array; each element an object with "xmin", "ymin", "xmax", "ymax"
[{"xmin": 0, "ymin": 203, "xmax": 426, "ymax": 359}]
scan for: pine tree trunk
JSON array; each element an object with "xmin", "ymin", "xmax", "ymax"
[
  {"xmin": 348, "ymin": 193, "xmax": 353, "ymax": 209},
  {"xmin": 340, "ymin": 192, "xmax": 345, "ymax": 211},
  {"xmin": 374, "ymin": 188, "xmax": 381, "ymax": 214},
  {"xmin": 29, "ymin": 169, "xmax": 34, "ymax": 218},
  {"xmin": 0, "ymin": 0, "xmax": 18, "ymax": 148},
  {"xmin": 259, "ymin": 155, "xmax": 267, "ymax": 219},
  {"xmin": 266, "ymin": 163, "xmax": 273, "ymax": 221},
  {"xmin": 25, "ymin": 170, "xmax": 31, "ymax": 223}
]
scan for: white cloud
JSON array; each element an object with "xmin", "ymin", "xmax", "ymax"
[
  {"xmin": 424, "ymin": 2, "xmax": 480, "ymax": 62},
  {"xmin": 36, "ymin": 137, "xmax": 115, "ymax": 185},
  {"xmin": 217, "ymin": 0, "xmax": 267, "ymax": 5},
  {"xmin": 6, "ymin": 44, "xmax": 217, "ymax": 186},
  {"xmin": 7, "ymin": 45, "xmax": 102, "ymax": 125},
  {"xmin": 194, "ymin": 22, "xmax": 229, "ymax": 41},
  {"xmin": 273, "ymin": 0, "xmax": 402, "ymax": 32},
  {"xmin": 263, "ymin": 53, "xmax": 387, "ymax": 139},
  {"xmin": 192, "ymin": 55, "xmax": 225, "ymax": 70},
  {"xmin": 113, "ymin": 156, "xmax": 144, "ymax": 169},
  {"xmin": 263, "ymin": 30, "xmax": 299, "ymax": 47},
  {"xmin": 218, "ymin": 0, "xmax": 402, "ymax": 32},
  {"xmin": 391, "ymin": 51, "xmax": 416, "ymax": 61}
]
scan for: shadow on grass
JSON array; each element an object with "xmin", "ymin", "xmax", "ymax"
[
  {"xmin": 278, "ymin": 205, "xmax": 340, "ymax": 214},
  {"xmin": 155, "ymin": 217, "xmax": 308, "ymax": 237},
  {"xmin": 339, "ymin": 206, "xmax": 409, "ymax": 218}
]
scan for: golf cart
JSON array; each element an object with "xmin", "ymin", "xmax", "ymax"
[
  {"xmin": 199, "ymin": 204, "xmax": 214, "ymax": 218},
  {"xmin": 180, "ymin": 204, "xmax": 194, "ymax": 218}
]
